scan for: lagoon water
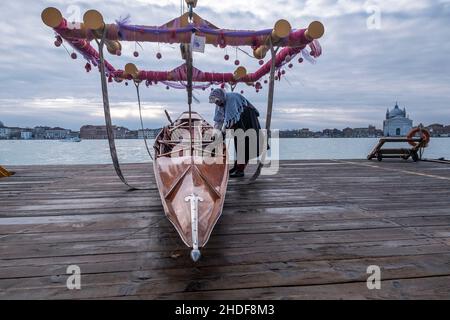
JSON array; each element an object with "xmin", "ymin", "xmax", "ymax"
[{"xmin": 1, "ymin": 138, "xmax": 449, "ymax": 166}]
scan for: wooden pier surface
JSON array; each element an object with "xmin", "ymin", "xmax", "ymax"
[{"xmin": 0, "ymin": 160, "xmax": 449, "ymax": 300}]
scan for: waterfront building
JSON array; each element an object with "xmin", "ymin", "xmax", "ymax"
[
  {"xmin": 44, "ymin": 127, "xmax": 70, "ymax": 139},
  {"xmin": 383, "ymin": 103, "xmax": 413, "ymax": 136},
  {"xmin": 138, "ymin": 129, "xmax": 158, "ymax": 139},
  {"xmin": 20, "ymin": 131, "xmax": 33, "ymax": 140},
  {"xmin": 80, "ymin": 125, "xmax": 131, "ymax": 139},
  {"xmin": 0, "ymin": 121, "xmax": 11, "ymax": 139}
]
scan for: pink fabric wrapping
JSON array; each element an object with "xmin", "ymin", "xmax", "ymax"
[
  {"xmin": 111, "ymin": 46, "xmax": 304, "ymax": 83},
  {"xmin": 50, "ymin": 17, "xmax": 320, "ymax": 84},
  {"xmin": 53, "ymin": 17, "xmax": 315, "ymax": 48}
]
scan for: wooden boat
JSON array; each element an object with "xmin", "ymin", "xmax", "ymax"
[{"xmin": 153, "ymin": 111, "xmax": 228, "ymax": 261}]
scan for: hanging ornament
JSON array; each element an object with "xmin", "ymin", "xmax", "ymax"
[
  {"xmin": 288, "ymin": 63, "xmax": 293, "ymax": 69},
  {"xmin": 298, "ymin": 57, "xmax": 304, "ymax": 63},
  {"xmin": 234, "ymin": 60, "xmax": 240, "ymax": 66},
  {"xmin": 116, "ymin": 50, "xmax": 122, "ymax": 56},
  {"xmin": 133, "ymin": 51, "xmax": 139, "ymax": 58},
  {"xmin": 71, "ymin": 52, "xmax": 77, "ymax": 59},
  {"xmin": 220, "ymin": 83, "xmax": 225, "ymax": 89},
  {"xmin": 285, "ymin": 55, "xmax": 292, "ymax": 63},
  {"xmin": 264, "ymin": 80, "xmax": 268, "ymax": 84},
  {"xmin": 166, "ymin": 86, "xmax": 170, "ymax": 90},
  {"xmin": 156, "ymin": 52, "xmax": 162, "ymax": 59},
  {"xmin": 281, "ymin": 70, "xmax": 286, "ymax": 75},
  {"xmin": 125, "ymin": 82, "xmax": 128, "ymax": 86},
  {"xmin": 108, "ymin": 75, "xmax": 113, "ymax": 83},
  {"xmin": 54, "ymin": 40, "xmax": 62, "ymax": 47},
  {"xmin": 259, "ymin": 60, "xmax": 264, "ymax": 66},
  {"xmin": 256, "ymin": 89, "xmax": 260, "ymax": 93},
  {"xmin": 240, "ymin": 90, "xmax": 244, "ymax": 94},
  {"xmin": 224, "ymin": 54, "xmax": 230, "ymax": 61},
  {"xmin": 85, "ymin": 63, "xmax": 91, "ymax": 72},
  {"xmin": 275, "ymin": 76, "xmax": 279, "ymax": 81}
]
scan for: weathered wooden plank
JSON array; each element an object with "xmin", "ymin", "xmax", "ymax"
[
  {"xmin": 1, "ymin": 254, "xmax": 450, "ymax": 299},
  {"xmin": 0, "ymin": 160, "xmax": 449, "ymax": 299}
]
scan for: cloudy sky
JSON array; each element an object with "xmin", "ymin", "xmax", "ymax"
[{"xmin": 0, "ymin": 0, "xmax": 449, "ymax": 131}]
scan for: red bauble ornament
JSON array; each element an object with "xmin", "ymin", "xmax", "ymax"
[
  {"xmin": 220, "ymin": 83, "xmax": 225, "ymax": 89},
  {"xmin": 133, "ymin": 51, "xmax": 139, "ymax": 57},
  {"xmin": 54, "ymin": 41, "xmax": 62, "ymax": 47},
  {"xmin": 259, "ymin": 60, "xmax": 264, "ymax": 65},
  {"xmin": 224, "ymin": 54, "xmax": 230, "ymax": 61},
  {"xmin": 234, "ymin": 59, "xmax": 240, "ymax": 66},
  {"xmin": 156, "ymin": 52, "xmax": 162, "ymax": 59}
]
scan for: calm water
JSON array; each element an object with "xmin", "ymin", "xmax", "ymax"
[{"xmin": 1, "ymin": 138, "xmax": 449, "ymax": 165}]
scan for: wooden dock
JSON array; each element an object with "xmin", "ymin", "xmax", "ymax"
[{"xmin": 1, "ymin": 160, "xmax": 450, "ymax": 299}]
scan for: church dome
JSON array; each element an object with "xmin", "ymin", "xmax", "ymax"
[{"xmin": 387, "ymin": 103, "xmax": 406, "ymax": 119}]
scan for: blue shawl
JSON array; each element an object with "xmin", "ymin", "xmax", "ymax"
[{"xmin": 212, "ymin": 91, "xmax": 250, "ymax": 129}]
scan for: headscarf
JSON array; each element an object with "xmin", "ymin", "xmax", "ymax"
[{"xmin": 210, "ymin": 89, "xmax": 250, "ymax": 129}]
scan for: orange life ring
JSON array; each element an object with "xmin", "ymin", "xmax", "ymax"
[{"xmin": 407, "ymin": 128, "xmax": 430, "ymax": 147}]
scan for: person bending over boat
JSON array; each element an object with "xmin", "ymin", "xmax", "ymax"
[{"xmin": 209, "ymin": 88, "xmax": 263, "ymax": 178}]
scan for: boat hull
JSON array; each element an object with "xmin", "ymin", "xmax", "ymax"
[{"xmin": 153, "ymin": 112, "xmax": 228, "ymax": 258}]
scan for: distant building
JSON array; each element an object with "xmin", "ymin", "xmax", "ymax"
[
  {"xmin": 21, "ymin": 131, "xmax": 33, "ymax": 140},
  {"xmin": 44, "ymin": 127, "xmax": 70, "ymax": 140},
  {"xmin": 7, "ymin": 127, "xmax": 22, "ymax": 139},
  {"xmin": 383, "ymin": 103, "xmax": 413, "ymax": 137},
  {"xmin": 80, "ymin": 125, "xmax": 131, "ymax": 139},
  {"xmin": 138, "ymin": 129, "xmax": 158, "ymax": 139},
  {"xmin": 0, "ymin": 127, "xmax": 11, "ymax": 139},
  {"xmin": 33, "ymin": 126, "xmax": 51, "ymax": 140}
]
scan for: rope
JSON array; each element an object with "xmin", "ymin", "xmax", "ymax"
[
  {"xmin": 95, "ymin": 31, "xmax": 151, "ymax": 191},
  {"xmin": 134, "ymin": 81, "xmax": 154, "ymax": 160}
]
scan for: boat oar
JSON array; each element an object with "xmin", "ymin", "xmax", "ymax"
[{"xmin": 165, "ymin": 110, "xmax": 174, "ymax": 125}]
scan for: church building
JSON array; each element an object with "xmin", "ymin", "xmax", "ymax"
[{"xmin": 383, "ymin": 103, "xmax": 413, "ymax": 136}]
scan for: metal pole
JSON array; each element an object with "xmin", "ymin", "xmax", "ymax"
[{"xmin": 248, "ymin": 39, "xmax": 277, "ymax": 183}]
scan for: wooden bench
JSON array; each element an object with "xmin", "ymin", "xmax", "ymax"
[{"xmin": 367, "ymin": 137, "xmax": 428, "ymax": 162}]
